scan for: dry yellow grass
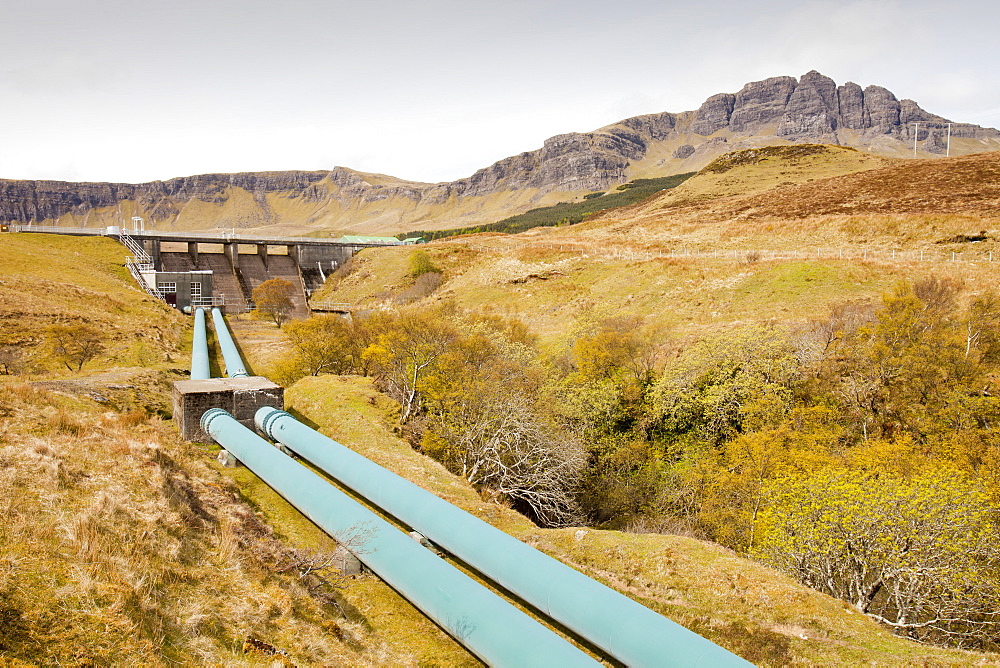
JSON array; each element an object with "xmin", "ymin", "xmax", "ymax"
[
  {"xmin": 306, "ymin": 148, "xmax": 1000, "ymax": 352},
  {"xmin": 0, "ymin": 379, "xmax": 410, "ymax": 665},
  {"xmin": 0, "ymin": 233, "xmax": 186, "ymax": 373},
  {"xmin": 638, "ymin": 144, "xmax": 889, "ymax": 209}
]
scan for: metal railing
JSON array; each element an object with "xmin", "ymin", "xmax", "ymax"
[
  {"xmin": 10, "ymin": 224, "xmax": 107, "ymax": 235},
  {"xmin": 309, "ymin": 301, "xmax": 352, "ymax": 312},
  {"xmin": 193, "ymin": 296, "xmax": 253, "ymax": 313},
  {"xmin": 190, "ymin": 296, "xmax": 227, "ymax": 307}
]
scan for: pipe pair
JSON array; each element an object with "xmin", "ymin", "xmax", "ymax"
[
  {"xmin": 255, "ymin": 407, "xmax": 750, "ymax": 667},
  {"xmin": 189, "ymin": 307, "xmax": 248, "ymax": 379},
  {"xmin": 201, "ymin": 408, "xmax": 600, "ymax": 667}
]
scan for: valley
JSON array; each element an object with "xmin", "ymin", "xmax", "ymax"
[{"xmin": 3, "ymin": 75, "xmax": 1000, "ymax": 662}]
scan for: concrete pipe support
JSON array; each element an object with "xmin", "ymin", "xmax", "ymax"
[
  {"xmin": 201, "ymin": 408, "xmax": 600, "ymax": 667},
  {"xmin": 256, "ymin": 407, "xmax": 750, "ymax": 667}
]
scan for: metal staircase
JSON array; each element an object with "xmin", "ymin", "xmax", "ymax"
[{"xmin": 119, "ymin": 229, "xmax": 164, "ymax": 300}]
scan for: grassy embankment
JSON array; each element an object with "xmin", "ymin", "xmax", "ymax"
[{"xmin": 0, "ymin": 234, "xmax": 446, "ymax": 665}]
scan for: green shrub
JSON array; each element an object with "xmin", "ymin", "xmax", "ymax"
[{"xmin": 408, "ymin": 250, "xmax": 439, "ymax": 277}]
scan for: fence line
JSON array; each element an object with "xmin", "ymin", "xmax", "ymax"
[
  {"xmin": 11, "ymin": 224, "xmax": 995, "ymax": 265},
  {"xmin": 455, "ymin": 241, "xmax": 996, "ymax": 265}
]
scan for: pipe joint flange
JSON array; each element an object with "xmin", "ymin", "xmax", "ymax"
[
  {"xmin": 201, "ymin": 408, "xmax": 233, "ymax": 435},
  {"xmin": 256, "ymin": 406, "xmax": 292, "ymax": 439}
]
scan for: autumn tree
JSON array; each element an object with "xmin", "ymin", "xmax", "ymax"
[
  {"xmin": 677, "ymin": 405, "xmax": 845, "ymax": 550},
  {"xmin": 46, "ymin": 324, "xmax": 105, "ymax": 372},
  {"xmin": 361, "ymin": 308, "xmax": 457, "ymax": 423},
  {"xmin": 252, "ymin": 278, "xmax": 296, "ymax": 328},
  {"xmin": 282, "ymin": 314, "xmax": 359, "ymax": 377},
  {"xmin": 791, "ymin": 301, "xmax": 875, "ymax": 385},
  {"xmin": 652, "ymin": 325, "xmax": 799, "ymax": 444},
  {"xmin": 421, "ymin": 324, "xmax": 585, "ymax": 526},
  {"xmin": 754, "ymin": 466, "xmax": 1000, "ymax": 648},
  {"xmin": 549, "ymin": 317, "xmax": 664, "ymax": 440},
  {"xmin": 540, "ymin": 317, "xmax": 668, "ymax": 524},
  {"xmin": 816, "ymin": 278, "xmax": 1000, "ymax": 443},
  {"xmin": 407, "ymin": 249, "xmax": 439, "ymax": 277}
]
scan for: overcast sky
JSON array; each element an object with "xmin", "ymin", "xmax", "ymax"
[{"xmin": 1, "ymin": 0, "xmax": 998, "ymax": 184}]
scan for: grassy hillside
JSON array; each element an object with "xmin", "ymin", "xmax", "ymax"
[
  {"xmin": 311, "ymin": 145, "xmax": 985, "ymax": 353},
  {"xmin": 597, "ymin": 148, "xmax": 1000, "ymax": 252},
  {"xmin": 401, "ymin": 173, "xmax": 697, "ymax": 241},
  {"xmin": 310, "ymin": 233, "xmax": 989, "ymax": 355},
  {"xmin": 0, "ymin": 234, "xmax": 440, "ymax": 664},
  {"xmin": 0, "ymin": 233, "xmax": 185, "ymax": 366},
  {"xmin": 306, "ymin": 147, "xmax": 1000, "ymax": 358},
  {"xmin": 644, "ymin": 143, "xmax": 889, "ymax": 208}
]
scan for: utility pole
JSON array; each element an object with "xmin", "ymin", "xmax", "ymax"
[
  {"xmin": 912, "ymin": 122, "xmax": 920, "ymax": 157},
  {"xmin": 946, "ymin": 122, "xmax": 952, "ymax": 157}
]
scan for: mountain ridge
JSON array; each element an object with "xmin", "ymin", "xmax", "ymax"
[{"xmin": 3, "ymin": 71, "xmax": 998, "ymax": 235}]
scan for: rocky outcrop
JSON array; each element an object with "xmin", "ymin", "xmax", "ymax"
[
  {"xmin": 693, "ymin": 94, "xmax": 736, "ymax": 135},
  {"xmin": 3, "ymin": 71, "xmax": 998, "ymax": 229},
  {"xmin": 441, "ymin": 111, "xmax": 685, "ymax": 198},
  {"xmin": 325, "ymin": 167, "xmax": 426, "ymax": 203},
  {"xmin": 778, "ymin": 70, "xmax": 841, "ymax": 136},
  {"xmin": 687, "ymin": 70, "xmax": 986, "ymax": 147},
  {"xmin": 837, "ymin": 81, "xmax": 867, "ymax": 129},
  {"xmin": 673, "ymin": 144, "xmax": 696, "ymax": 159},
  {"xmin": 730, "ymin": 76, "xmax": 798, "ymax": 133}
]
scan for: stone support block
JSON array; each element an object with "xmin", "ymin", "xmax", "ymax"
[
  {"xmin": 332, "ymin": 545, "xmax": 363, "ymax": 576},
  {"xmin": 217, "ymin": 450, "xmax": 240, "ymax": 467},
  {"xmin": 172, "ymin": 376, "xmax": 284, "ymax": 441}
]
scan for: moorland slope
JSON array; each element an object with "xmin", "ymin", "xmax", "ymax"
[{"xmin": 309, "ymin": 147, "xmax": 1000, "ymax": 350}]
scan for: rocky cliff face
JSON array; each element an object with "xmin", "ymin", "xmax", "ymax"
[{"xmin": 2, "ymin": 71, "xmax": 998, "ymax": 231}]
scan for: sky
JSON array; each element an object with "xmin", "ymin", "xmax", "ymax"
[{"xmin": 1, "ymin": 0, "xmax": 998, "ymax": 185}]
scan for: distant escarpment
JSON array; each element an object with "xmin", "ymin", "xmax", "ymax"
[
  {"xmin": 0, "ymin": 172, "xmax": 330, "ymax": 227},
  {"xmin": 2, "ymin": 71, "xmax": 998, "ymax": 235}
]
